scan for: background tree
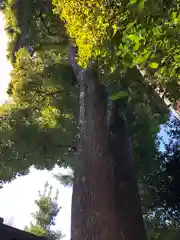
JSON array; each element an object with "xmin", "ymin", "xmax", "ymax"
[
  {"xmin": 25, "ymin": 181, "xmax": 63, "ymax": 240},
  {"xmin": 141, "ymin": 117, "xmax": 180, "ymax": 240}
]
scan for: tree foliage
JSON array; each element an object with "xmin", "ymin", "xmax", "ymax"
[
  {"xmin": 142, "ymin": 117, "xmax": 180, "ymax": 239},
  {"xmin": 0, "ymin": 0, "xmax": 179, "ymax": 238},
  {"xmin": 0, "ymin": 0, "xmax": 79, "ymax": 182},
  {"xmin": 25, "ymin": 181, "xmax": 63, "ymax": 240},
  {"xmin": 2, "ymin": 0, "xmax": 68, "ymax": 62},
  {"xmin": 54, "ymin": 0, "xmax": 180, "ymax": 102},
  {"xmin": 0, "ymin": 0, "xmax": 173, "ymax": 200}
]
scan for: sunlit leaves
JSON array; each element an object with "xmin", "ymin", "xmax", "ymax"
[
  {"xmin": 53, "ymin": 0, "xmax": 117, "ymax": 67},
  {"xmin": 148, "ymin": 62, "xmax": 159, "ymax": 69},
  {"xmin": 40, "ymin": 106, "xmax": 60, "ymax": 128},
  {"xmin": 25, "ymin": 224, "xmax": 48, "ymax": 237},
  {"xmin": 0, "ymin": 47, "xmax": 78, "ymax": 180},
  {"xmin": 53, "ymin": 0, "xmax": 180, "ymax": 102}
]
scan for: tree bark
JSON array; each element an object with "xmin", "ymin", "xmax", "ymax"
[
  {"xmin": 69, "ymin": 46, "xmax": 121, "ymax": 240},
  {"xmin": 109, "ymin": 100, "xmax": 148, "ymax": 240},
  {"xmin": 69, "ymin": 45, "xmax": 147, "ymax": 240}
]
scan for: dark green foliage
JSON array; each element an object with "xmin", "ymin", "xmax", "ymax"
[
  {"xmin": 54, "ymin": 169, "xmax": 74, "ymax": 186},
  {"xmin": 0, "ymin": 0, "xmax": 5, "ymax": 10},
  {"xmin": 151, "ymin": 118, "xmax": 180, "ymax": 211},
  {"xmin": 142, "ymin": 118, "xmax": 180, "ymax": 239},
  {"xmin": 105, "ymin": 67, "xmax": 169, "ymax": 178},
  {"xmin": 3, "ymin": 0, "xmax": 68, "ymax": 63}
]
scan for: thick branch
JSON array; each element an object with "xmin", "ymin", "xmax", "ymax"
[
  {"xmin": 68, "ymin": 44, "xmax": 82, "ymax": 80},
  {"xmin": 138, "ymin": 67, "xmax": 180, "ymax": 120}
]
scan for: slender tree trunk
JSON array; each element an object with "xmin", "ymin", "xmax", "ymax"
[
  {"xmin": 69, "ymin": 46, "xmax": 121, "ymax": 240},
  {"xmin": 109, "ymin": 100, "xmax": 148, "ymax": 240}
]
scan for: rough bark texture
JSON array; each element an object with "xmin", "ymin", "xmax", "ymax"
[
  {"xmin": 69, "ymin": 45, "xmax": 147, "ymax": 240},
  {"xmin": 109, "ymin": 100, "xmax": 148, "ymax": 240},
  {"xmin": 69, "ymin": 45, "xmax": 121, "ymax": 240}
]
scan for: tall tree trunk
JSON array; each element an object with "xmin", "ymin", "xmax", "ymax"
[
  {"xmin": 69, "ymin": 46, "xmax": 121, "ymax": 240},
  {"xmin": 109, "ymin": 100, "xmax": 148, "ymax": 240}
]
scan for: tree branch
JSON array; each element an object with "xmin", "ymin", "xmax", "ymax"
[
  {"xmin": 68, "ymin": 44, "xmax": 82, "ymax": 80},
  {"xmin": 138, "ymin": 67, "xmax": 180, "ymax": 120}
]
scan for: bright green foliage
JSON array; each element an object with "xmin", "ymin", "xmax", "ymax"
[
  {"xmin": 0, "ymin": 47, "xmax": 78, "ymax": 181},
  {"xmin": 0, "ymin": 49, "xmax": 78, "ymax": 177},
  {"xmin": 53, "ymin": 0, "xmax": 114, "ymax": 66},
  {"xmin": 0, "ymin": 0, "xmax": 78, "ymax": 180},
  {"xmin": 25, "ymin": 181, "xmax": 63, "ymax": 240},
  {"xmin": 54, "ymin": 0, "xmax": 180, "ymax": 101}
]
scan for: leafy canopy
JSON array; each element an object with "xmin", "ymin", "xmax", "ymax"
[
  {"xmin": 54, "ymin": 0, "xmax": 180, "ymax": 101},
  {"xmin": 0, "ymin": 0, "xmax": 171, "ymax": 185},
  {"xmin": 0, "ymin": 0, "xmax": 79, "ymax": 182}
]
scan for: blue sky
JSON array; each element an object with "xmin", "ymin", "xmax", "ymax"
[{"xmin": 0, "ymin": 13, "xmax": 72, "ymax": 240}]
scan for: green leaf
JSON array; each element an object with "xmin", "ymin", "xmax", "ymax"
[
  {"xmin": 110, "ymin": 91, "xmax": 129, "ymax": 100},
  {"xmin": 134, "ymin": 52, "xmax": 150, "ymax": 65},
  {"xmin": 172, "ymin": 12, "xmax": 177, "ymax": 20},
  {"xmin": 138, "ymin": 0, "xmax": 145, "ymax": 10},
  {"xmin": 126, "ymin": 21, "xmax": 136, "ymax": 30},
  {"xmin": 148, "ymin": 62, "xmax": 159, "ymax": 69},
  {"xmin": 133, "ymin": 42, "xmax": 140, "ymax": 51},
  {"xmin": 112, "ymin": 24, "xmax": 118, "ymax": 36},
  {"xmin": 116, "ymin": 50, "xmax": 122, "ymax": 56},
  {"xmin": 126, "ymin": 34, "xmax": 142, "ymax": 43},
  {"xmin": 130, "ymin": 0, "xmax": 137, "ymax": 4}
]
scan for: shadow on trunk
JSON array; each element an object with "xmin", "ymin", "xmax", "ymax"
[
  {"xmin": 69, "ymin": 44, "xmax": 147, "ymax": 240},
  {"xmin": 109, "ymin": 99, "xmax": 148, "ymax": 240}
]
